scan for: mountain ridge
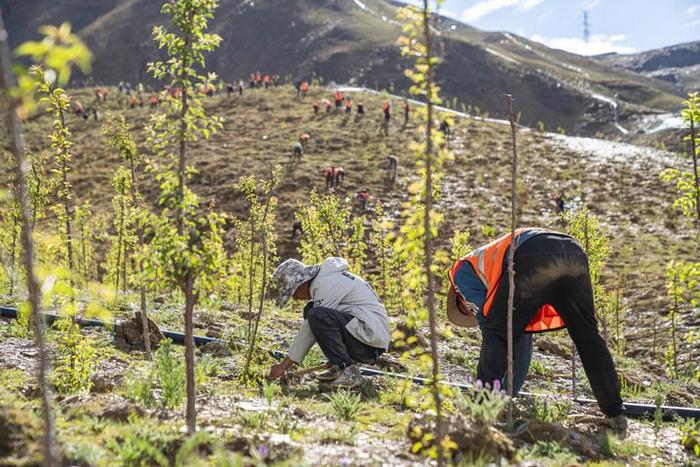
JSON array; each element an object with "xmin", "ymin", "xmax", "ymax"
[{"xmin": 0, "ymin": 0, "xmax": 690, "ymax": 135}]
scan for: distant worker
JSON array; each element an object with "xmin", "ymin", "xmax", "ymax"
[
  {"xmin": 438, "ymin": 119, "xmax": 450, "ymax": 139},
  {"xmin": 300, "ymin": 81, "xmax": 310, "ymax": 97},
  {"xmin": 299, "ymin": 133, "xmax": 310, "ymax": 146},
  {"xmin": 74, "ymin": 100, "xmax": 85, "ymax": 116},
  {"xmin": 356, "ymin": 190, "xmax": 369, "ymax": 211},
  {"xmin": 324, "ymin": 166, "xmax": 335, "ymax": 190},
  {"xmin": 445, "ymin": 228, "xmax": 626, "ymax": 431},
  {"xmin": 150, "ymin": 94, "xmax": 159, "ymax": 108},
  {"xmin": 334, "ymin": 90, "xmax": 344, "ymax": 110},
  {"xmin": 403, "ymin": 99, "xmax": 410, "ymax": 126},
  {"xmin": 357, "ymin": 102, "xmax": 365, "ymax": 116},
  {"xmin": 345, "ymin": 98, "xmax": 352, "ymax": 114},
  {"xmin": 226, "ymin": 82, "xmax": 234, "ymax": 97},
  {"xmin": 554, "ymin": 192, "xmax": 566, "ymax": 215},
  {"xmin": 263, "ymin": 74, "xmax": 271, "ymax": 89},
  {"xmin": 387, "ymin": 155, "xmax": 398, "ymax": 179},
  {"xmin": 293, "ymin": 140, "xmax": 304, "ymax": 162},
  {"xmin": 129, "ymin": 94, "xmax": 137, "ymax": 109},
  {"xmin": 333, "ymin": 166, "xmax": 345, "ymax": 186},
  {"xmin": 238, "ymin": 79, "xmax": 244, "ymax": 96},
  {"xmin": 381, "ymin": 101, "xmax": 391, "ymax": 135},
  {"xmin": 291, "ymin": 221, "xmax": 304, "ymax": 239},
  {"xmin": 313, "ymin": 101, "xmax": 320, "ymax": 115},
  {"xmin": 323, "ymin": 99, "xmax": 332, "ymax": 113},
  {"xmin": 96, "ymin": 87, "xmax": 108, "ymax": 102}
]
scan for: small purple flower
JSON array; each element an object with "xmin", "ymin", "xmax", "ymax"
[
  {"xmin": 493, "ymin": 379, "xmax": 501, "ymax": 392},
  {"xmin": 475, "ymin": 379, "xmax": 484, "ymax": 391},
  {"xmin": 257, "ymin": 444, "xmax": 269, "ymax": 459}
]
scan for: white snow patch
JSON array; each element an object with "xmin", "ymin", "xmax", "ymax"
[
  {"xmin": 645, "ymin": 114, "xmax": 685, "ymax": 134},
  {"xmin": 485, "ymin": 47, "xmax": 520, "ymax": 65},
  {"xmin": 352, "ymin": 0, "xmax": 367, "ymax": 10},
  {"xmin": 549, "ymin": 134, "xmax": 678, "ymax": 168}
]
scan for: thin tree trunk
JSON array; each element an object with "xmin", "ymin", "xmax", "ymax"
[
  {"xmin": 184, "ymin": 273, "xmax": 196, "ymax": 434},
  {"xmin": 505, "ymin": 95, "xmax": 518, "ymax": 426},
  {"xmin": 246, "ymin": 219, "xmax": 256, "ymax": 340},
  {"xmin": 0, "ymin": 10, "xmax": 59, "ymax": 464},
  {"xmin": 114, "ymin": 200, "xmax": 124, "ymax": 301},
  {"xmin": 652, "ymin": 311, "xmax": 657, "ymax": 360},
  {"xmin": 58, "ymin": 111, "xmax": 75, "ymax": 275},
  {"xmin": 80, "ymin": 222, "xmax": 88, "ymax": 284},
  {"xmin": 9, "ymin": 223, "xmax": 17, "ymax": 295},
  {"xmin": 689, "ymin": 117, "xmax": 699, "ymax": 238},
  {"xmin": 671, "ymin": 272, "xmax": 679, "ymax": 379},
  {"xmin": 244, "ymin": 174, "xmax": 275, "ymax": 374},
  {"xmin": 30, "ymin": 164, "xmax": 40, "ymax": 228},
  {"xmin": 421, "ymin": 3, "xmax": 443, "ymax": 465},
  {"xmin": 176, "ymin": 25, "xmax": 196, "ymax": 435},
  {"xmin": 245, "ymin": 229, "xmax": 269, "ymax": 374},
  {"xmin": 128, "ymin": 150, "xmax": 151, "ymax": 360}
]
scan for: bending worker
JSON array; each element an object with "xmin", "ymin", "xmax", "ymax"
[
  {"xmin": 268, "ymin": 257, "xmax": 390, "ymax": 389},
  {"xmin": 446, "ymin": 227, "xmax": 626, "ymax": 430}
]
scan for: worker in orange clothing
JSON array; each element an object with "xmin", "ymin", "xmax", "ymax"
[
  {"xmin": 334, "ymin": 90, "xmax": 344, "ymax": 110},
  {"xmin": 446, "ymin": 228, "xmax": 626, "ymax": 432},
  {"xmin": 300, "ymin": 81, "xmax": 310, "ymax": 97},
  {"xmin": 333, "ymin": 166, "xmax": 345, "ymax": 186},
  {"xmin": 344, "ymin": 98, "xmax": 352, "ymax": 114},
  {"xmin": 355, "ymin": 190, "xmax": 369, "ymax": 211}
]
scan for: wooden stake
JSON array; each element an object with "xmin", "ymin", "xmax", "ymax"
[{"xmin": 505, "ymin": 94, "xmax": 518, "ymax": 427}]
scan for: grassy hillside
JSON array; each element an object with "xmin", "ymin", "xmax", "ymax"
[
  {"xmin": 0, "ymin": 0, "xmax": 685, "ymax": 134},
  {"xmin": 13, "ymin": 83, "xmax": 697, "ymax": 352},
  {"xmin": 2, "ymin": 82, "xmax": 700, "ymax": 466}
]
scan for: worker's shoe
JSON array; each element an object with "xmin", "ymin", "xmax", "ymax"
[
  {"xmin": 606, "ymin": 414, "xmax": 628, "ymax": 439},
  {"xmin": 317, "ymin": 365, "xmax": 341, "ymax": 382},
  {"xmin": 329, "ymin": 364, "xmax": 362, "ymax": 389}
]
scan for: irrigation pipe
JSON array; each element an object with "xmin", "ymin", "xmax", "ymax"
[{"xmin": 1, "ymin": 305, "xmax": 698, "ymax": 420}]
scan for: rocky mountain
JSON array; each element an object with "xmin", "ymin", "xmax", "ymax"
[
  {"xmin": 0, "ymin": 0, "xmax": 688, "ymax": 134},
  {"xmin": 596, "ymin": 41, "xmax": 700, "ymax": 95}
]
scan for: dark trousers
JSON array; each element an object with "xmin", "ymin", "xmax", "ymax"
[
  {"xmin": 306, "ymin": 307, "xmax": 384, "ymax": 369},
  {"xmin": 477, "ymin": 233, "xmax": 624, "ymax": 417}
]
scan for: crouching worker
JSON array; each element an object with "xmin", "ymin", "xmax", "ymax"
[
  {"xmin": 268, "ymin": 257, "xmax": 390, "ymax": 389},
  {"xmin": 446, "ymin": 228, "xmax": 627, "ymax": 431}
]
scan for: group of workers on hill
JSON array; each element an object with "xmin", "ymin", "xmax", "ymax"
[{"xmin": 308, "ymin": 89, "xmax": 412, "ymax": 137}]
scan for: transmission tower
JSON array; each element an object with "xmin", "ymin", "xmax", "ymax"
[{"xmin": 583, "ymin": 10, "xmax": 590, "ymax": 43}]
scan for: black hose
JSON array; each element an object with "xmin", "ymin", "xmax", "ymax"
[{"xmin": 1, "ymin": 305, "xmax": 697, "ymax": 419}]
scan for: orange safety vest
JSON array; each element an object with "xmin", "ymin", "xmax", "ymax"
[{"xmin": 448, "ymin": 228, "xmax": 566, "ymax": 333}]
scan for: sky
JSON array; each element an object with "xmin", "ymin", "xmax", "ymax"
[{"xmin": 399, "ymin": 0, "xmax": 700, "ymax": 55}]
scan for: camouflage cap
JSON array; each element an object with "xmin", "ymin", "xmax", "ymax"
[{"xmin": 270, "ymin": 259, "xmax": 320, "ymax": 308}]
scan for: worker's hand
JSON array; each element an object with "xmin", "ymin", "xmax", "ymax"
[{"xmin": 269, "ymin": 363, "xmax": 287, "ymax": 381}]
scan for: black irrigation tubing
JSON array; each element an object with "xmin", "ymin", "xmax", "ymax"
[{"xmin": 2, "ymin": 305, "xmax": 698, "ymax": 420}]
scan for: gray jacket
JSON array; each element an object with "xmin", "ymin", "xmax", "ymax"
[{"xmin": 287, "ymin": 257, "xmax": 391, "ymax": 363}]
